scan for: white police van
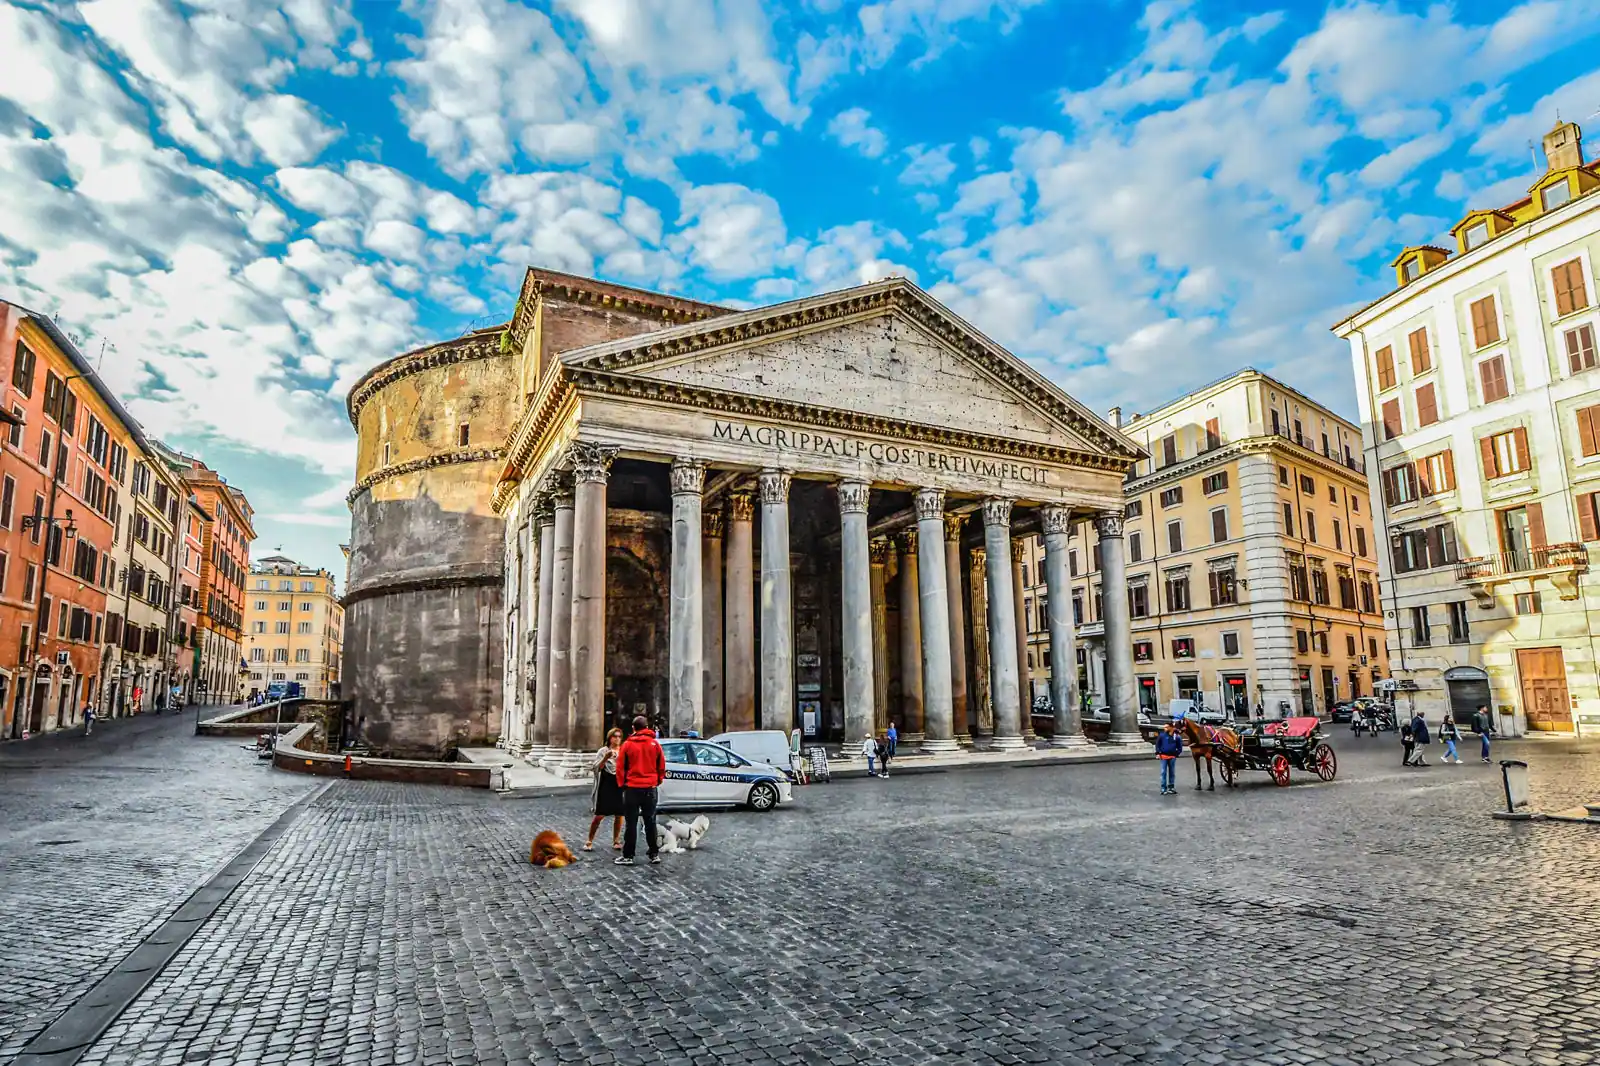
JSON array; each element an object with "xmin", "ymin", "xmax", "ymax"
[{"xmin": 657, "ymin": 739, "xmax": 793, "ymax": 812}]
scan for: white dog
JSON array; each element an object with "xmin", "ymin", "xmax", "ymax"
[
  {"xmin": 653, "ymin": 824, "xmax": 683, "ymax": 854},
  {"xmin": 659, "ymin": 815, "xmax": 711, "ymax": 853}
]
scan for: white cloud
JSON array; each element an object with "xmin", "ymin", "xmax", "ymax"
[
  {"xmin": 900, "ymin": 143, "xmax": 956, "ymax": 186},
  {"xmin": 671, "ymin": 183, "xmax": 796, "ymax": 279},
  {"xmin": 827, "ymin": 107, "xmax": 888, "ymax": 157}
]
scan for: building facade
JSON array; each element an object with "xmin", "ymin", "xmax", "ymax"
[
  {"xmin": 1335, "ymin": 121, "xmax": 1600, "ymax": 733},
  {"xmin": 1036, "ymin": 370, "xmax": 1390, "ymax": 719},
  {"xmin": 172, "ymin": 496, "xmax": 206, "ymax": 702},
  {"xmin": 103, "ymin": 446, "xmax": 184, "ymax": 715},
  {"xmin": 244, "ymin": 554, "xmax": 344, "ymax": 700},
  {"xmin": 161, "ymin": 452, "xmax": 253, "ymax": 704}
]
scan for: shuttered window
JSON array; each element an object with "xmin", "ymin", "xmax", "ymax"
[
  {"xmin": 1414, "ymin": 450, "xmax": 1455, "ymax": 497},
  {"xmin": 1578, "ymin": 404, "xmax": 1600, "ymax": 457},
  {"xmin": 1481, "ymin": 428, "xmax": 1531, "ymax": 479},
  {"xmin": 1381, "ymin": 464, "xmax": 1418, "ymax": 505},
  {"xmin": 1375, "ymin": 345, "xmax": 1396, "ymax": 390},
  {"xmin": 1479, "ymin": 355, "xmax": 1509, "ymax": 402},
  {"xmin": 1204, "ymin": 418, "xmax": 1220, "ymax": 450},
  {"xmin": 1408, "ymin": 327, "xmax": 1431, "ymax": 373},
  {"xmin": 1469, "ymin": 295, "xmax": 1500, "ymax": 349},
  {"xmin": 1161, "ymin": 434, "xmax": 1177, "ymax": 466},
  {"xmin": 1566, "ymin": 323, "xmax": 1597, "ymax": 374},
  {"xmin": 1415, "ymin": 383, "xmax": 1439, "ymax": 427},
  {"xmin": 1578, "ymin": 491, "xmax": 1600, "ymax": 543},
  {"xmin": 1553, "ymin": 259, "xmax": 1590, "ymax": 317},
  {"xmin": 1381, "ymin": 399, "xmax": 1402, "ymax": 440},
  {"xmin": 1211, "ymin": 508, "xmax": 1228, "ymax": 543}
]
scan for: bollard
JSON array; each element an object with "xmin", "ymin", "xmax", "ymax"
[
  {"xmin": 344, "ymin": 755, "xmax": 353, "ymax": 775},
  {"xmin": 1492, "ymin": 759, "xmax": 1532, "ymax": 820}
]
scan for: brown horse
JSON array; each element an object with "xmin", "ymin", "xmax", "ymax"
[{"xmin": 1176, "ymin": 717, "xmax": 1241, "ymax": 790}]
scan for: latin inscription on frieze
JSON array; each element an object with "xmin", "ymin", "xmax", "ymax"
[{"xmin": 711, "ymin": 419, "xmax": 1050, "ymax": 484}]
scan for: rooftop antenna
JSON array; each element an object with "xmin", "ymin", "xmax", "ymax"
[{"xmin": 96, "ymin": 339, "xmax": 116, "ymax": 371}]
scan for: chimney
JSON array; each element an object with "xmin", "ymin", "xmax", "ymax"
[
  {"xmin": 1543, "ymin": 121, "xmax": 1583, "ymax": 172},
  {"xmin": 1106, "ymin": 406, "xmax": 1122, "ymax": 428}
]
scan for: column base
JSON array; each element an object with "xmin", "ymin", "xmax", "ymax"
[
  {"xmin": 523, "ymin": 744, "xmax": 549, "ymax": 763},
  {"xmin": 552, "ymin": 751, "xmax": 593, "ymax": 777},
  {"xmin": 1103, "ymin": 732, "xmax": 1147, "ymax": 747},
  {"xmin": 991, "ymin": 734, "xmax": 1028, "ymax": 751},
  {"xmin": 537, "ymin": 749, "xmax": 569, "ymax": 773},
  {"xmin": 901, "ymin": 732, "xmax": 926, "ymax": 744},
  {"xmin": 1050, "ymin": 733, "xmax": 1096, "ymax": 749},
  {"xmin": 920, "ymin": 738, "xmax": 961, "ymax": 754},
  {"xmin": 955, "ymin": 733, "xmax": 974, "ymax": 747}
]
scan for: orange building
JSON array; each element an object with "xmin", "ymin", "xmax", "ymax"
[
  {"xmin": 0, "ymin": 303, "xmax": 136, "ymax": 736},
  {"xmin": 164, "ymin": 454, "xmax": 254, "ymax": 703}
]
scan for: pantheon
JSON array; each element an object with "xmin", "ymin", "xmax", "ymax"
[{"xmin": 342, "ymin": 268, "xmax": 1146, "ymax": 764}]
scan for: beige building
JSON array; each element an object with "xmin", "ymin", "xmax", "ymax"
[
  {"xmin": 1023, "ymin": 369, "xmax": 1391, "ymax": 718},
  {"xmin": 244, "ymin": 554, "xmax": 343, "ymax": 699},
  {"xmin": 104, "ymin": 446, "xmax": 186, "ymax": 714},
  {"xmin": 1334, "ymin": 121, "xmax": 1600, "ymax": 733}
]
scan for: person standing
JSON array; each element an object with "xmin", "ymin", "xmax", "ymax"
[
  {"xmin": 878, "ymin": 733, "xmax": 892, "ymax": 778},
  {"xmin": 1439, "ymin": 714, "xmax": 1462, "ymax": 764},
  {"xmin": 615, "ymin": 716, "xmax": 666, "ymax": 866},
  {"xmin": 886, "ymin": 721, "xmax": 898, "ymax": 759},
  {"xmin": 861, "ymin": 733, "xmax": 878, "ymax": 777},
  {"xmin": 1400, "ymin": 720, "xmax": 1416, "ymax": 767},
  {"xmin": 1473, "ymin": 705, "xmax": 1495, "ymax": 764},
  {"xmin": 82, "ymin": 702, "xmax": 95, "ymax": 737},
  {"xmin": 1155, "ymin": 720, "xmax": 1183, "ymax": 794},
  {"xmin": 584, "ymin": 727, "xmax": 626, "ymax": 851},
  {"xmin": 1409, "ymin": 709, "xmax": 1431, "ymax": 766}
]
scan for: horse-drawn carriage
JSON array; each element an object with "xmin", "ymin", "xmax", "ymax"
[{"xmin": 1218, "ymin": 716, "xmax": 1338, "ymax": 787}]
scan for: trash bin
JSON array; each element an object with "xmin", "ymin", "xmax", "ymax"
[{"xmin": 1493, "ymin": 759, "xmax": 1531, "ymax": 820}]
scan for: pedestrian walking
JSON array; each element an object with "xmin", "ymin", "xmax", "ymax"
[
  {"xmin": 1155, "ymin": 720, "xmax": 1182, "ymax": 794},
  {"xmin": 1472, "ymin": 704, "xmax": 1495, "ymax": 763},
  {"xmin": 82, "ymin": 703, "xmax": 94, "ymax": 737},
  {"xmin": 886, "ymin": 721, "xmax": 898, "ymax": 759},
  {"xmin": 584, "ymin": 727, "xmax": 626, "ymax": 851},
  {"xmin": 878, "ymin": 733, "xmax": 892, "ymax": 778},
  {"xmin": 1400, "ymin": 720, "xmax": 1416, "ymax": 766},
  {"xmin": 1439, "ymin": 714, "xmax": 1462, "ymax": 764},
  {"xmin": 1409, "ymin": 709, "xmax": 1431, "ymax": 766},
  {"xmin": 614, "ymin": 715, "xmax": 666, "ymax": 866},
  {"xmin": 861, "ymin": 733, "xmax": 878, "ymax": 777}
]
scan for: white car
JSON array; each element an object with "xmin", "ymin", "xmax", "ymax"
[
  {"xmin": 1087, "ymin": 706, "xmax": 1153, "ymax": 725},
  {"xmin": 658, "ymin": 739, "xmax": 793, "ymax": 812}
]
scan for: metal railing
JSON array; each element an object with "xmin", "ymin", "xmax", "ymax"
[
  {"xmin": 1269, "ymin": 428, "xmax": 1366, "ymax": 474},
  {"xmin": 1455, "ymin": 543, "xmax": 1589, "ymax": 581}
]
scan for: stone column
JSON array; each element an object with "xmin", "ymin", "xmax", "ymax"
[
  {"xmin": 527, "ymin": 500, "xmax": 557, "ymax": 760},
  {"xmin": 724, "ymin": 492, "xmax": 756, "ymax": 731},
  {"xmin": 1011, "ymin": 537, "xmax": 1034, "ymax": 742},
  {"xmin": 758, "ymin": 470, "xmax": 793, "ymax": 732},
  {"xmin": 1041, "ymin": 505, "xmax": 1091, "ymax": 748},
  {"xmin": 669, "ymin": 459, "xmax": 705, "ymax": 740},
  {"xmin": 703, "ymin": 509, "xmax": 725, "ymax": 736},
  {"xmin": 869, "ymin": 537, "xmax": 890, "ymax": 733},
  {"xmin": 897, "ymin": 528, "xmax": 924, "ymax": 741},
  {"xmin": 565, "ymin": 442, "xmax": 615, "ymax": 770},
  {"xmin": 1097, "ymin": 511, "xmax": 1142, "ymax": 745},
  {"xmin": 540, "ymin": 486, "xmax": 576, "ymax": 767},
  {"xmin": 915, "ymin": 490, "xmax": 957, "ymax": 752},
  {"xmin": 982, "ymin": 498, "xmax": 1026, "ymax": 749},
  {"xmin": 943, "ymin": 513, "xmax": 970, "ymax": 744},
  {"xmin": 969, "ymin": 547, "xmax": 991, "ymax": 738},
  {"xmin": 838, "ymin": 479, "xmax": 874, "ymax": 751}
]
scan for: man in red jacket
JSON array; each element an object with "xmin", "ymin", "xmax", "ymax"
[{"xmin": 614, "ymin": 715, "xmax": 667, "ymax": 865}]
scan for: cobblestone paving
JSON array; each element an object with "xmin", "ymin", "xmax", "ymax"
[
  {"xmin": 17, "ymin": 728, "xmax": 1600, "ymax": 1066},
  {"xmin": 0, "ymin": 711, "xmax": 317, "ymax": 1059}
]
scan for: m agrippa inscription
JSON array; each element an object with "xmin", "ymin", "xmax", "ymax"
[{"xmin": 711, "ymin": 420, "xmax": 1051, "ymax": 485}]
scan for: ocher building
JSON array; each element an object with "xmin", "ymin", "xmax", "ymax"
[
  {"xmin": 1028, "ymin": 370, "xmax": 1391, "ymax": 718},
  {"xmin": 1334, "ymin": 121, "xmax": 1600, "ymax": 733},
  {"xmin": 243, "ymin": 554, "xmax": 343, "ymax": 700}
]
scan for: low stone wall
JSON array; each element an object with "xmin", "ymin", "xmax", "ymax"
[
  {"xmin": 271, "ymin": 723, "xmax": 495, "ymax": 788},
  {"xmin": 196, "ymin": 699, "xmax": 344, "ymax": 741}
]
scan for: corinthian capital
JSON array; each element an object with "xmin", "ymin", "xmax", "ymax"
[
  {"xmin": 1094, "ymin": 511, "xmax": 1125, "ymax": 539},
  {"xmin": 704, "ymin": 510, "xmax": 726, "ymax": 538},
  {"xmin": 1039, "ymin": 504, "xmax": 1073, "ymax": 537},
  {"xmin": 943, "ymin": 512, "xmax": 965, "ymax": 541},
  {"xmin": 728, "ymin": 491, "xmax": 755, "ymax": 522},
  {"xmin": 899, "ymin": 528, "xmax": 918, "ymax": 554},
  {"xmin": 913, "ymin": 487, "xmax": 945, "ymax": 521},
  {"xmin": 870, "ymin": 537, "xmax": 891, "ymax": 566},
  {"xmin": 1011, "ymin": 538, "xmax": 1026, "ymax": 561},
  {"xmin": 838, "ymin": 479, "xmax": 870, "ymax": 515},
  {"xmin": 757, "ymin": 469, "xmax": 791, "ymax": 505},
  {"xmin": 981, "ymin": 497, "xmax": 1013, "ymax": 528},
  {"xmin": 569, "ymin": 442, "xmax": 618, "ymax": 484},
  {"xmin": 670, "ymin": 458, "xmax": 706, "ymax": 496}
]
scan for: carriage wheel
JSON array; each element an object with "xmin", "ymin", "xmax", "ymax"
[
  {"xmin": 1269, "ymin": 754, "xmax": 1291, "ymax": 787},
  {"xmin": 1219, "ymin": 760, "xmax": 1237, "ymax": 786},
  {"xmin": 1313, "ymin": 744, "xmax": 1338, "ymax": 782}
]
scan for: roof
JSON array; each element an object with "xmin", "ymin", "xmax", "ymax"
[{"xmin": 8, "ymin": 302, "xmax": 157, "ymax": 456}]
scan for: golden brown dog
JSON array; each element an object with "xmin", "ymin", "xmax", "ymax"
[{"xmin": 529, "ymin": 830, "xmax": 576, "ymax": 869}]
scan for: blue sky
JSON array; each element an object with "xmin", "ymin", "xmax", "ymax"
[{"xmin": 2, "ymin": 0, "xmax": 1598, "ymax": 579}]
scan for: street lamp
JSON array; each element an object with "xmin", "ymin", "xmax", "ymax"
[{"xmin": 21, "ymin": 506, "xmax": 77, "ymax": 539}]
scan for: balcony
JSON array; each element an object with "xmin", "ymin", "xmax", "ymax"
[
  {"xmin": 1269, "ymin": 428, "xmax": 1366, "ymax": 474},
  {"xmin": 1455, "ymin": 542, "xmax": 1589, "ymax": 603}
]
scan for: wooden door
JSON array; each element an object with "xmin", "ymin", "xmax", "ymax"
[{"xmin": 1516, "ymin": 647, "xmax": 1572, "ymax": 731}]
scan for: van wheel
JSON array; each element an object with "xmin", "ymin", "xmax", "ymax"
[{"xmin": 747, "ymin": 782, "xmax": 779, "ymax": 811}]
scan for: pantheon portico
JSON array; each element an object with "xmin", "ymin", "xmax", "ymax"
[{"xmin": 490, "ymin": 274, "xmax": 1146, "ymax": 772}]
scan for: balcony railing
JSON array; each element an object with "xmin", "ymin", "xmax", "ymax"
[
  {"xmin": 1270, "ymin": 428, "xmax": 1366, "ymax": 474},
  {"xmin": 1455, "ymin": 543, "xmax": 1590, "ymax": 581}
]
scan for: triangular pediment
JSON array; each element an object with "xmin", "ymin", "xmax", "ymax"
[{"xmin": 559, "ymin": 279, "xmax": 1141, "ymax": 463}]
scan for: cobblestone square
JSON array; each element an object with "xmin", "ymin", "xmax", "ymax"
[{"xmin": 6, "ymin": 718, "xmax": 1600, "ymax": 1065}]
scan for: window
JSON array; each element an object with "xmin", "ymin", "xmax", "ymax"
[
  {"xmin": 1381, "ymin": 463, "xmax": 1417, "ymax": 505},
  {"xmin": 1351, "ymin": 495, "xmax": 1360, "ymax": 513},
  {"xmin": 300, "ymin": 602, "xmax": 312, "ymax": 612},
  {"xmin": 1471, "ymin": 354, "xmax": 1510, "ymax": 403},
  {"xmin": 297, "ymin": 621, "xmax": 313, "ymax": 634},
  {"xmin": 1346, "ymin": 633, "xmax": 1357, "ymax": 656},
  {"xmin": 1278, "ymin": 465, "xmax": 1289, "ymax": 485},
  {"xmin": 1402, "ymin": 257, "xmax": 1420, "ymax": 282},
  {"xmin": 1208, "ymin": 567, "xmax": 1237, "ymax": 607},
  {"xmin": 1390, "ymin": 524, "xmax": 1459, "ymax": 574},
  {"xmin": 23, "ymin": 563, "xmax": 37, "ymax": 603},
  {"xmin": 1133, "ymin": 641, "xmax": 1153, "ymax": 663},
  {"xmin": 108, "ymin": 441, "xmax": 126, "ymax": 482},
  {"xmin": 1071, "ymin": 592, "xmax": 1083, "ymax": 626},
  {"xmin": 1355, "ymin": 526, "xmax": 1368, "ymax": 557},
  {"xmin": 278, "ymin": 579, "xmax": 292, "ymax": 591},
  {"xmin": 1375, "ymin": 345, "xmax": 1396, "ymax": 390},
  {"xmin": 1328, "ymin": 485, "xmax": 1337, "ymax": 503},
  {"xmin": 254, "ymin": 600, "xmax": 266, "ymax": 611},
  {"xmin": 1515, "ymin": 591, "xmax": 1543, "ymax": 615},
  {"xmin": 1171, "ymin": 637, "xmax": 1195, "ymax": 659},
  {"xmin": 1408, "ymin": 327, "xmax": 1431, "ymax": 373},
  {"xmin": 275, "ymin": 620, "xmax": 290, "ymax": 634},
  {"xmin": 1381, "ymin": 399, "xmax": 1402, "ymax": 440},
  {"xmin": 6, "ymin": 406, "xmax": 19, "ymax": 448},
  {"xmin": 272, "ymin": 648, "xmax": 289, "ymax": 662},
  {"xmin": 1448, "ymin": 601, "xmax": 1469, "ymax": 644},
  {"xmin": 38, "ymin": 429, "xmax": 50, "ymax": 470},
  {"xmin": 1202, "ymin": 471, "xmax": 1228, "ymax": 494},
  {"xmin": 1311, "ymin": 566, "xmax": 1329, "ymax": 605},
  {"xmin": 1125, "ymin": 499, "xmax": 1143, "ymax": 519},
  {"xmin": 1333, "ymin": 519, "xmax": 1343, "ymax": 551},
  {"xmin": 1337, "ymin": 568, "xmax": 1355, "ymax": 609},
  {"xmin": 42, "ymin": 371, "xmax": 65, "ymax": 422},
  {"xmin": 1296, "ymin": 630, "xmax": 1309, "ymax": 654},
  {"xmin": 1287, "ymin": 554, "xmax": 1309, "ymax": 601},
  {"xmin": 1410, "ymin": 606, "xmax": 1431, "ymax": 647},
  {"xmin": 296, "ymin": 673, "xmax": 311, "ymax": 682},
  {"xmin": 1359, "ymin": 576, "xmax": 1376, "ymax": 614},
  {"xmin": 1417, "ymin": 450, "xmax": 1457, "ymax": 497},
  {"xmin": 1204, "ymin": 418, "xmax": 1220, "ymax": 451},
  {"xmin": 1553, "ymin": 258, "xmax": 1590, "ymax": 317},
  {"xmin": 300, "ymin": 581, "xmax": 315, "ymax": 592},
  {"xmin": 1282, "ymin": 502, "xmax": 1294, "ymax": 536},
  {"xmin": 1161, "ymin": 434, "xmax": 1178, "ymax": 466},
  {"xmin": 278, "ymin": 600, "xmax": 290, "ymax": 611},
  {"xmin": 1576, "ymin": 491, "xmax": 1600, "ymax": 542},
  {"xmin": 1165, "ymin": 570, "xmax": 1190, "ymax": 612},
  {"xmin": 1068, "ymin": 550, "xmax": 1078, "ymax": 577},
  {"xmin": 251, "ymin": 621, "xmax": 265, "ymax": 634},
  {"xmin": 1464, "ymin": 221, "xmax": 1489, "ymax": 250},
  {"xmin": 1128, "ymin": 532, "xmax": 1142, "ymax": 563},
  {"xmin": 1542, "ymin": 180, "xmax": 1572, "ymax": 212},
  {"xmin": 1209, "ymin": 508, "xmax": 1229, "ymax": 544},
  {"xmin": 1166, "ymin": 520, "xmax": 1183, "ymax": 554},
  {"xmin": 1129, "ymin": 582, "xmax": 1149, "ymax": 619},
  {"xmin": 1415, "ymin": 383, "xmax": 1439, "ymax": 427},
  {"xmin": 1160, "ymin": 486, "xmax": 1183, "ymax": 508},
  {"xmin": 1481, "ymin": 428, "xmax": 1531, "ymax": 479},
  {"xmin": 0, "ymin": 476, "xmax": 11, "ymax": 530},
  {"xmin": 11, "ymin": 341, "xmax": 36, "ymax": 396},
  {"xmin": 1221, "ymin": 631, "xmax": 1240, "ymax": 657},
  {"xmin": 1299, "ymin": 474, "xmax": 1314, "ymax": 496},
  {"xmin": 1566, "ymin": 324, "xmax": 1598, "ymax": 373},
  {"xmin": 294, "ymin": 648, "xmax": 310, "ymax": 663},
  {"xmin": 1305, "ymin": 512, "xmax": 1318, "ymax": 544},
  {"xmin": 1021, "ymin": 564, "xmax": 1030, "ymax": 588},
  {"xmin": 1469, "ymin": 295, "xmax": 1500, "ymax": 349}
]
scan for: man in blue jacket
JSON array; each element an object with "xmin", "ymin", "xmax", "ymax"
[
  {"xmin": 1409, "ymin": 710, "xmax": 1431, "ymax": 766},
  {"xmin": 1155, "ymin": 721, "xmax": 1183, "ymax": 794}
]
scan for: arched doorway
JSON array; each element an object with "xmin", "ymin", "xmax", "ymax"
[{"xmin": 1444, "ymin": 666, "xmax": 1491, "ymax": 724}]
